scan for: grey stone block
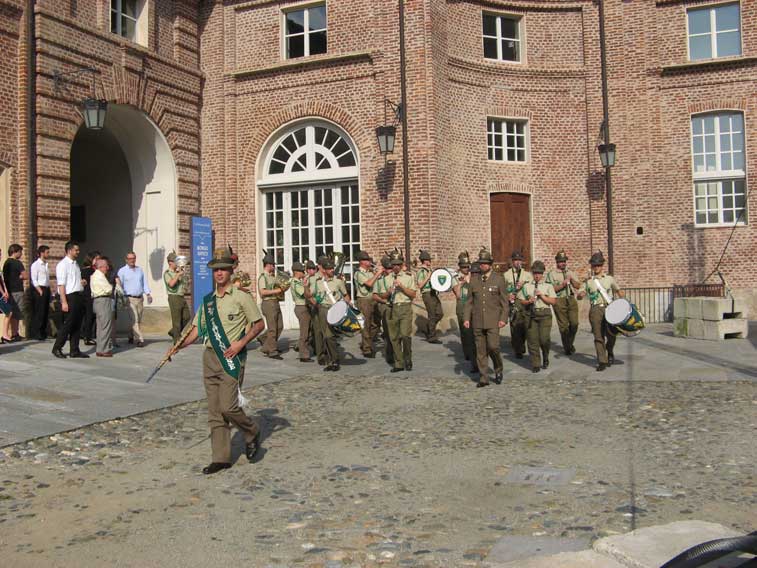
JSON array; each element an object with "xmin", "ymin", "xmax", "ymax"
[
  {"xmin": 485, "ymin": 536, "xmax": 590, "ymax": 565},
  {"xmin": 701, "ymin": 297, "xmax": 747, "ymax": 321},
  {"xmin": 687, "ymin": 318, "xmax": 705, "ymax": 339},
  {"xmin": 684, "ymin": 298, "xmax": 703, "ymax": 320},
  {"xmin": 673, "ymin": 297, "xmax": 687, "ymax": 319},
  {"xmin": 488, "ymin": 549, "xmax": 625, "ymax": 568},
  {"xmin": 702, "ymin": 318, "xmax": 748, "ymax": 340},
  {"xmin": 673, "ymin": 318, "xmax": 687, "ymax": 337},
  {"xmin": 593, "ymin": 520, "xmax": 742, "ymax": 568}
]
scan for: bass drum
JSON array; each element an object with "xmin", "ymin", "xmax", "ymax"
[
  {"xmin": 605, "ymin": 298, "xmax": 645, "ymax": 337},
  {"xmin": 327, "ymin": 300, "xmax": 363, "ymax": 334},
  {"xmin": 430, "ymin": 268, "xmax": 454, "ymax": 293}
]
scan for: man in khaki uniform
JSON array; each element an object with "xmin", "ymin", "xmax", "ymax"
[
  {"xmin": 504, "ymin": 250, "xmax": 532, "ymax": 359},
  {"xmin": 464, "ymin": 248, "xmax": 508, "ymax": 388},
  {"xmin": 580, "ymin": 251, "xmax": 622, "ymax": 371},
  {"xmin": 372, "ymin": 255, "xmax": 394, "ymax": 366},
  {"xmin": 415, "ymin": 250, "xmax": 443, "ymax": 343},
  {"xmin": 164, "ymin": 252, "xmax": 191, "ymax": 341},
  {"xmin": 290, "ymin": 261, "xmax": 313, "ymax": 363},
  {"xmin": 170, "ymin": 247, "xmax": 265, "ymax": 475},
  {"xmin": 521, "ymin": 261, "xmax": 558, "ymax": 372},
  {"xmin": 546, "ymin": 250, "xmax": 581, "ymax": 355},
  {"xmin": 257, "ymin": 251, "xmax": 283, "ymax": 360},
  {"xmin": 314, "ymin": 256, "xmax": 349, "ymax": 371},
  {"xmin": 453, "ymin": 251, "xmax": 476, "ymax": 372},
  {"xmin": 380, "ymin": 250, "xmax": 416, "ymax": 372},
  {"xmin": 353, "ymin": 250, "xmax": 383, "ymax": 357}
]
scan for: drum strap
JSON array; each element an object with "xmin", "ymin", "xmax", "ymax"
[
  {"xmin": 593, "ymin": 278, "xmax": 612, "ymax": 306},
  {"xmin": 320, "ymin": 279, "xmax": 338, "ymax": 306}
]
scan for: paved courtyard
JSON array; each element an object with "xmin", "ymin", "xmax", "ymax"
[{"xmin": 0, "ymin": 325, "xmax": 755, "ymax": 566}]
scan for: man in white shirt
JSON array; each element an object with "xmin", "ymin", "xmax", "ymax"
[
  {"xmin": 53, "ymin": 241, "xmax": 88, "ymax": 358},
  {"xmin": 30, "ymin": 245, "xmax": 51, "ymax": 340},
  {"xmin": 117, "ymin": 252, "xmax": 152, "ymax": 347}
]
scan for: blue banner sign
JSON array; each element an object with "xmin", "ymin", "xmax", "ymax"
[{"xmin": 191, "ymin": 216, "xmax": 213, "ymax": 314}]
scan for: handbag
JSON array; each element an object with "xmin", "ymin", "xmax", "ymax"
[{"xmin": 0, "ymin": 295, "xmax": 11, "ymax": 316}]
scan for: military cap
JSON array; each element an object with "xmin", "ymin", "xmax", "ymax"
[
  {"xmin": 292, "ymin": 261, "xmax": 305, "ymax": 273},
  {"xmin": 321, "ymin": 257, "xmax": 335, "ymax": 269},
  {"xmin": 389, "ymin": 248, "xmax": 404, "ymax": 266},
  {"xmin": 357, "ymin": 250, "xmax": 372, "ymax": 262},
  {"xmin": 418, "ymin": 249, "xmax": 432, "ymax": 262},
  {"xmin": 531, "ymin": 260, "xmax": 546, "ymax": 274},
  {"xmin": 317, "ymin": 255, "xmax": 329, "ymax": 266},
  {"xmin": 470, "ymin": 262, "xmax": 481, "ymax": 274},
  {"xmin": 589, "ymin": 251, "xmax": 605, "ymax": 266},
  {"xmin": 511, "ymin": 249, "xmax": 525, "ymax": 261},
  {"xmin": 261, "ymin": 249, "xmax": 275, "ymax": 265},
  {"xmin": 458, "ymin": 251, "xmax": 471, "ymax": 267},
  {"xmin": 555, "ymin": 250, "xmax": 568, "ymax": 262},
  {"xmin": 167, "ymin": 251, "xmax": 177, "ymax": 262},
  {"xmin": 478, "ymin": 247, "xmax": 494, "ymax": 263},
  {"xmin": 207, "ymin": 246, "xmax": 235, "ymax": 269},
  {"xmin": 380, "ymin": 255, "xmax": 392, "ymax": 269},
  {"xmin": 305, "ymin": 259, "xmax": 317, "ymax": 270}
]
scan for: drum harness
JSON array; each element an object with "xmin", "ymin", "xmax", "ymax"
[{"xmin": 508, "ymin": 267, "xmax": 522, "ymax": 325}]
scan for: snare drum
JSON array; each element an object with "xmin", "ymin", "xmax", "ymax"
[
  {"xmin": 326, "ymin": 300, "xmax": 362, "ymax": 334},
  {"xmin": 604, "ymin": 298, "xmax": 645, "ymax": 337},
  {"xmin": 430, "ymin": 268, "xmax": 454, "ymax": 293}
]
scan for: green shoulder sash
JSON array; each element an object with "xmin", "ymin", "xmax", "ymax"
[{"xmin": 199, "ymin": 292, "xmax": 246, "ymax": 380}]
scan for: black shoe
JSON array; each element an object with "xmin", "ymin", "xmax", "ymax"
[
  {"xmin": 52, "ymin": 349, "xmax": 67, "ymax": 359},
  {"xmin": 137, "ymin": 341, "xmax": 145, "ymax": 348},
  {"xmin": 608, "ymin": 354, "xmax": 615, "ymax": 366},
  {"xmin": 299, "ymin": 358, "xmax": 313, "ymax": 363},
  {"xmin": 597, "ymin": 363, "xmax": 607, "ymax": 372},
  {"xmin": 428, "ymin": 339, "xmax": 442, "ymax": 345},
  {"xmin": 202, "ymin": 462, "xmax": 231, "ymax": 475},
  {"xmin": 331, "ymin": 363, "xmax": 341, "ymax": 372},
  {"xmin": 70, "ymin": 352, "xmax": 90, "ymax": 359},
  {"xmin": 493, "ymin": 373, "xmax": 502, "ymax": 384},
  {"xmin": 390, "ymin": 367, "xmax": 404, "ymax": 373},
  {"xmin": 515, "ymin": 353, "xmax": 523, "ymax": 359},
  {"xmin": 476, "ymin": 381, "xmax": 489, "ymax": 388},
  {"xmin": 84, "ymin": 339, "xmax": 96, "ymax": 346},
  {"xmin": 268, "ymin": 354, "xmax": 283, "ymax": 360},
  {"xmin": 245, "ymin": 432, "xmax": 261, "ymax": 462},
  {"xmin": 404, "ymin": 363, "xmax": 412, "ymax": 371},
  {"xmin": 542, "ymin": 359, "xmax": 549, "ymax": 369},
  {"xmin": 532, "ymin": 367, "xmax": 540, "ymax": 373}
]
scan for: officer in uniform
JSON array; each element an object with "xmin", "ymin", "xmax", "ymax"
[
  {"xmin": 314, "ymin": 255, "xmax": 349, "ymax": 371},
  {"xmin": 163, "ymin": 251, "xmax": 191, "ymax": 341},
  {"xmin": 380, "ymin": 250, "xmax": 416, "ymax": 372},
  {"xmin": 372, "ymin": 255, "xmax": 395, "ymax": 366},
  {"xmin": 581, "ymin": 251, "xmax": 623, "ymax": 371},
  {"xmin": 169, "ymin": 247, "xmax": 265, "ymax": 475},
  {"xmin": 415, "ymin": 250, "xmax": 443, "ymax": 344},
  {"xmin": 290, "ymin": 261, "xmax": 313, "ymax": 363},
  {"xmin": 464, "ymin": 248, "xmax": 508, "ymax": 388},
  {"xmin": 546, "ymin": 251, "xmax": 581, "ymax": 355},
  {"xmin": 257, "ymin": 251, "xmax": 283, "ymax": 359},
  {"xmin": 504, "ymin": 250, "xmax": 532, "ymax": 359},
  {"xmin": 521, "ymin": 261, "xmax": 557, "ymax": 373},
  {"xmin": 353, "ymin": 250, "xmax": 383, "ymax": 357},
  {"xmin": 453, "ymin": 251, "xmax": 476, "ymax": 372}
]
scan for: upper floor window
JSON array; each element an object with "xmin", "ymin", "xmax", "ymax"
[
  {"xmin": 691, "ymin": 112, "xmax": 746, "ymax": 226},
  {"xmin": 483, "ymin": 13, "xmax": 522, "ymax": 62},
  {"xmin": 285, "ymin": 4, "xmax": 327, "ymax": 59},
  {"xmin": 487, "ymin": 118, "xmax": 528, "ymax": 162},
  {"xmin": 111, "ymin": 0, "xmax": 141, "ymax": 43},
  {"xmin": 687, "ymin": 3, "xmax": 741, "ymax": 60}
]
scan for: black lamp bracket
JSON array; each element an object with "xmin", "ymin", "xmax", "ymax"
[
  {"xmin": 53, "ymin": 67, "xmax": 99, "ymax": 98},
  {"xmin": 383, "ymin": 99, "xmax": 403, "ymax": 128}
]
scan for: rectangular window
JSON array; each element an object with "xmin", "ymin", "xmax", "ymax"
[
  {"xmin": 284, "ymin": 4, "xmax": 327, "ymax": 59},
  {"xmin": 482, "ymin": 12, "xmax": 521, "ymax": 62},
  {"xmin": 487, "ymin": 118, "xmax": 527, "ymax": 162},
  {"xmin": 111, "ymin": 0, "xmax": 140, "ymax": 42},
  {"xmin": 687, "ymin": 3, "xmax": 741, "ymax": 60},
  {"xmin": 691, "ymin": 112, "xmax": 747, "ymax": 226}
]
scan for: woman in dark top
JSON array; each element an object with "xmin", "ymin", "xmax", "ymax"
[
  {"xmin": 2, "ymin": 244, "xmax": 26, "ymax": 342},
  {"xmin": 79, "ymin": 251, "xmax": 100, "ymax": 346}
]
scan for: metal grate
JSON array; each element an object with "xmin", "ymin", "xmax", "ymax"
[{"xmin": 623, "ymin": 284, "xmax": 724, "ymax": 323}]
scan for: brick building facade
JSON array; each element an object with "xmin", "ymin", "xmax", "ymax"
[{"xmin": 1, "ymin": 0, "xmax": 755, "ymax": 326}]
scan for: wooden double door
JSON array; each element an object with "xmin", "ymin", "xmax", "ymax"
[{"xmin": 490, "ymin": 192, "xmax": 531, "ymax": 266}]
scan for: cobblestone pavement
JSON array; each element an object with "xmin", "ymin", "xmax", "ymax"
[{"xmin": 0, "ymin": 362, "xmax": 755, "ymax": 566}]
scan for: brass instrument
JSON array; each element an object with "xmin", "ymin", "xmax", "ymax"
[
  {"xmin": 332, "ymin": 251, "xmax": 347, "ymax": 277},
  {"xmin": 275, "ymin": 269, "xmax": 292, "ymax": 300}
]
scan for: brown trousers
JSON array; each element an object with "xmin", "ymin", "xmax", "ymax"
[
  {"xmin": 421, "ymin": 292, "xmax": 444, "ymax": 340},
  {"xmin": 260, "ymin": 300, "xmax": 283, "ymax": 355},
  {"xmin": 474, "ymin": 327, "xmax": 502, "ymax": 384},
  {"xmin": 294, "ymin": 305, "xmax": 310, "ymax": 359},
  {"xmin": 318, "ymin": 305, "xmax": 339, "ymax": 365},
  {"xmin": 376, "ymin": 302, "xmax": 394, "ymax": 365},
  {"xmin": 202, "ymin": 349, "xmax": 259, "ymax": 464},
  {"xmin": 589, "ymin": 305, "xmax": 616, "ymax": 365},
  {"xmin": 526, "ymin": 309, "xmax": 552, "ymax": 369},
  {"xmin": 553, "ymin": 296, "xmax": 579, "ymax": 353},
  {"xmin": 310, "ymin": 304, "xmax": 324, "ymax": 363},
  {"xmin": 356, "ymin": 297, "xmax": 378, "ymax": 355}
]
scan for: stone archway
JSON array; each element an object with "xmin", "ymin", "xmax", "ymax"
[{"xmin": 70, "ymin": 104, "xmax": 177, "ymax": 308}]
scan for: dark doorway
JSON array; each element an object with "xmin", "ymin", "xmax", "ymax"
[{"xmin": 490, "ymin": 192, "xmax": 531, "ymax": 265}]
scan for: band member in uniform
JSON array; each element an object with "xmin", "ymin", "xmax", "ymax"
[
  {"xmin": 290, "ymin": 262, "xmax": 313, "ymax": 363},
  {"xmin": 303, "ymin": 259, "xmax": 321, "ymax": 362},
  {"xmin": 580, "ymin": 251, "xmax": 623, "ymax": 371},
  {"xmin": 546, "ymin": 250, "xmax": 581, "ymax": 355},
  {"xmin": 521, "ymin": 261, "xmax": 557, "ymax": 373},
  {"xmin": 504, "ymin": 250, "xmax": 532, "ymax": 359},
  {"xmin": 315, "ymin": 256, "xmax": 349, "ymax": 371},
  {"xmin": 415, "ymin": 250, "xmax": 443, "ymax": 344},
  {"xmin": 164, "ymin": 252, "xmax": 191, "ymax": 341},
  {"xmin": 257, "ymin": 251, "xmax": 283, "ymax": 360},
  {"xmin": 464, "ymin": 248, "xmax": 508, "ymax": 388},
  {"xmin": 169, "ymin": 247, "xmax": 265, "ymax": 475},
  {"xmin": 381, "ymin": 250, "xmax": 416, "ymax": 372},
  {"xmin": 353, "ymin": 251, "xmax": 383, "ymax": 358},
  {"xmin": 372, "ymin": 255, "xmax": 395, "ymax": 366},
  {"xmin": 453, "ymin": 251, "xmax": 476, "ymax": 372}
]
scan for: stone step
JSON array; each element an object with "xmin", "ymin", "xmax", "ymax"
[{"xmin": 674, "ymin": 297, "xmax": 747, "ymax": 321}]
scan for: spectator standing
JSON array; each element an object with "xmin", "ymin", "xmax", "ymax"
[
  {"xmin": 0, "ymin": 249, "xmax": 10, "ymax": 321},
  {"xmin": 2, "ymin": 244, "xmax": 27, "ymax": 342},
  {"xmin": 30, "ymin": 245, "xmax": 52, "ymax": 340},
  {"xmin": 91, "ymin": 258, "xmax": 114, "ymax": 357},
  {"xmin": 117, "ymin": 252, "xmax": 152, "ymax": 347},
  {"xmin": 80, "ymin": 251, "xmax": 100, "ymax": 346},
  {"xmin": 52, "ymin": 241, "xmax": 88, "ymax": 359}
]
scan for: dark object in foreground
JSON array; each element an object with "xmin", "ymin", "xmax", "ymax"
[{"xmin": 659, "ymin": 531, "xmax": 757, "ymax": 568}]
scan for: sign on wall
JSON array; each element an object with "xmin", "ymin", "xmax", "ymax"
[{"xmin": 191, "ymin": 216, "xmax": 213, "ymax": 314}]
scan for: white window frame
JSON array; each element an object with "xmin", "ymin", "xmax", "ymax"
[
  {"xmin": 691, "ymin": 112, "xmax": 747, "ymax": 228},
  {"xmin": 482, "ymin": 11, "xmax": 523, "ymax": 63},
  {"xmin": 487, "ymin": 117, "xmax": 529, "ymax": 163},
  {"xmin": 686, "ymin": 2, "xmax": 742, "ymax": 61},
  {"xmin": 110, "ymin": 0, "xmax": 146, "ymax": 45},
  {"xmin": 282, "ymin": 2, "xmax": 328, "ymax": 60}
]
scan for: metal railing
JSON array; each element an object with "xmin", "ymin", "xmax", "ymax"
[{"xmin": 623, "ymin": 284, "xmax": 724, "ymax": 323}]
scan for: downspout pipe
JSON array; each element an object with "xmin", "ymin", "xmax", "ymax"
[{"xmin": 27, "ymin": 0, "xmax": 38, "ymax": 266}]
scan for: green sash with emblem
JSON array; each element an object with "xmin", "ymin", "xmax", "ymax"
[{"xmin": 198, "ymin": 292, "xmax": 246, "ymax": 380}]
